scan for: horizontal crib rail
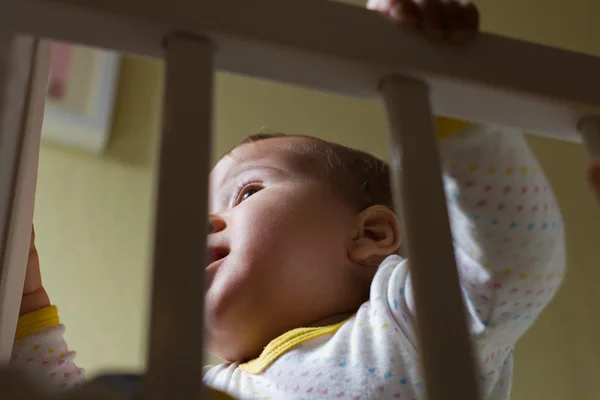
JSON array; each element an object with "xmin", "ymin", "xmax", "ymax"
[{"xmin": 1, "ymin": 0, "xmax": 600, "ymax": 141}]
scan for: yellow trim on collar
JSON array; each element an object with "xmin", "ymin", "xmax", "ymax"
[
  {"xmin": 216, "ymin": 116, "xmax": 470, "ymax": 378},
  {"xmin": 240, "ymin": 318, "xmax": 350, "ymax": 374},
  {"xmin": 435, "ymin": 117, "xmax": 471, "ymax": 140}
]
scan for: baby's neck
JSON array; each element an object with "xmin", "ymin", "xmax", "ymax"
[{"xmin": 307, "ymin": 312, "xmax": 355, "ymax": 328}]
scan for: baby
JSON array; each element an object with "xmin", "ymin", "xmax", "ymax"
[{"xmin": 11, "ymin": 1, "xmax": 567, "ymax": 399}]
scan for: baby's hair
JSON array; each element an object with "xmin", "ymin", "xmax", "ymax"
[{"xmin": 240, "ymin": 132, "xmax": 394, "ymax": 213}]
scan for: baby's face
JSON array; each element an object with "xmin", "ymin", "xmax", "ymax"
[{"xmin": 206, "ymin": 137, "xmax": 362, "ymax": 361}]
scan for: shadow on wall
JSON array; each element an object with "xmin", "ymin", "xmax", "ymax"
[{"xmin": 514, "ymin": 135, "xmax": 600, "ymax": 400}]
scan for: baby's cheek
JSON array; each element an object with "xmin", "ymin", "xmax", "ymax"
[
  {"xmin": 205, "ymin": 262, "xmax": 260, "ymax": 333},
  {"xmin": 204, "ymin": 270, "xmax": 234, "ymax": 320}
]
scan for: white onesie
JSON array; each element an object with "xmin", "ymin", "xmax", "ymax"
[{"xmin": 11, "ymin": 124, "xmax": 565, "ymax": 400}]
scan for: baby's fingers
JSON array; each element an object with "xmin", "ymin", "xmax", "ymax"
[
  {"xmin": 368, "ymin": 0, "xmax": 479, "ymax": 44},
  {"xmin": 389, "ymin": 0, "xmax": 422, "ymax": 29},
  {"xmin": 419, "ymin": 0, "xmax": 447, "ymax": 42},
  {"xmin": 369, "ymin": 0, "xmax": 422, "ymax": 29},
  {"xmin": 419, "ymin": 0, "xmax": 479, "ymax": 44},
  {"xmin": 445, "ymin": 1, "xmax": 479, "ymax": 45}
]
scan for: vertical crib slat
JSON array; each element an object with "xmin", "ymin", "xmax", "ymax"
[
  {"xmin": 579, "ymin": 117, "xmax": 600, "ymax": 160},
  {"xmin": 0, "ymin": 32, "xmax": 50, "ymax": 364},
  {"xmin": 144, "ymin": 33, "xmax": 214, "ymax": 400},
  {"xmin": 380, "ymin": 75, "xmax": 479, "ymax": 400}
]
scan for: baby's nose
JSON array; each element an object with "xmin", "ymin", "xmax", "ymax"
[{"xmin": 208, "ymin": 214, "xmax": 226, "ymax": 234}]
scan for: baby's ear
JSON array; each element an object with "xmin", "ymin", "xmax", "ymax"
[{"xmin": 348, "ymin": 205, "xmax": 402, "ymax": 264}]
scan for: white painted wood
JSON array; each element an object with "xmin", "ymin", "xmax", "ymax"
[
  {"xmin": 144, "ymin": 33, "xmax": 214, "ymax": 400},
  {"xmin": 0, "ymin": 31, "xmax": 50, "ymax": 364},
  {"xmin": 381, "ymin": 75, "xmax": 480, "ymax": 400},
  {"xmin": 579, "ymin": 117, "xmax": 600, "ymax": 160},
  {"xmin": 2, "ymin": 0, "xmax": 600, "ymax": 141}
]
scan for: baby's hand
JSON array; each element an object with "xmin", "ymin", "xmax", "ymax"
[
  {"xmin": 20, "ymin": 226, "xmax": 50, "ymax": 315},
  {"xmin": 589, "ymin": 163, "xmax": 600, "ymax": 204},
  {"xmin": 367, "ymin": 0, "xmax": 479, "ymax": 45}
]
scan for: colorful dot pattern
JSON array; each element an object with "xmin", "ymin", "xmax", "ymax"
[
  {"xmin": 203, "ymin": 127, "xmax": 565, "ymax": 400},
  {"xmin": 10, "ymin": 324, "xmax": 85, "ymax": 391},
  {"xmin": 11, "ymin": 127, "xmax": 565, "ymax": 400}
]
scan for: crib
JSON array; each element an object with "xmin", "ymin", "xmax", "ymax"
[{"xmin": 1, "ymin": 0, "xmax": 600, "ymax": 399}]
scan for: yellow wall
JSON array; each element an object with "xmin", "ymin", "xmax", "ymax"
[
  {"xmin": 33, "ymin": 0, "xmax": 600, "ymax": 398},
  {"xmin": 34, "ymin": 56, "xmax": 161, "ymax": 373}
]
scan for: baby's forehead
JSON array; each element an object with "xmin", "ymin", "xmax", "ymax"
[{"xmin": 211, "ymin": 136, "xmax": 324, "ymax": 185}]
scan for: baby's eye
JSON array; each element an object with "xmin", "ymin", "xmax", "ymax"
[
  {"xmin": 241, "ymin": 188, "xmax": 259, "ymax": 202},
  {"xmin": 236, "ymin": 184, "xmax": 262, "ymax": 205}
]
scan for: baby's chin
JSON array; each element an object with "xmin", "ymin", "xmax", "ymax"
[
  {"xmin": 204, "ymin": 281, "xmax": 241, "ymax": 328},
  {"xmin": 205, "ymin": 319, "xmax": 268, "ymax": 363},
  {"xmin": 203, "ymin": 297, "xmax": 258, "ymax": 361},
  {"xmin": 205, "ymin": 298, "xmax": 290, "ymax": 362},
  {"xmin": 204, "ymin": 280, "xmax": 295, "ymax": 361}
]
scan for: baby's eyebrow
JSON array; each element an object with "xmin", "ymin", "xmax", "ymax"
[
  {"xmin": 210, "ymin": 164, "xmax": 291, "ymax": 214},
  {"xmin": 236, "ymin": 164, "xmax": 290, "ymax": 177},
  {"xmin": 213, "ymin": 164, "xmax": 290, "ymax": 201},
  {"xmin": 219, "ymin": 163, "xmax": 288, "ymax": 185}
]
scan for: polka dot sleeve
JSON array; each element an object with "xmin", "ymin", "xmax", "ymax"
[
  {"xmin": 10, "ymin": 307, "xmax": 85, "ymax": 391},
  {"xmin": 434, "ymin": 125, "xmax": 565, "ymax": 347}
]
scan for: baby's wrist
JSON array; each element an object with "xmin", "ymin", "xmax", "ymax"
[{"xmin": 20, "ymin": 287, "xmax": 50, "ymax": 316}]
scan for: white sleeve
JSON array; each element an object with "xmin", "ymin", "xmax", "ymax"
[
  {"xmin": 10, "ymin": 324, "xmax": 86, "ymax": 391},
  {"xmin": 393, "ymin": 125, "xmax": 565, "ymax": 348}
]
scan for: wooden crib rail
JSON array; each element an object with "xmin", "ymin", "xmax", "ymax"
[
  {"xmin": 2, "ymin": 0, "xmax": 600, "ymax": 141},
  {"xmin": 0, "ymin": 33, "xmax": 50, "ymax": 363},
  {"xmin": 1, "ymin": 1, "xmax": 600, "ymax": 400}
]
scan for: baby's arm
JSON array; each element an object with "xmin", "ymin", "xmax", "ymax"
[
  {"xmin": 11, "ymin": 307, "xmax": 85, "ymax": 390},
  {"xmin": 10, "ymin": 228, "xmax": 85, "ymax": 391},
  {"xmin": 436, "ymin": 124, "xmax": 565, "ymax": 346},
  {"xmin": 370, "ymin": 0, "xmax": 563, "ymax": 348},
  {"xmin": 385, "ymin": 123, "xmax": 564, "ymax": 355}
]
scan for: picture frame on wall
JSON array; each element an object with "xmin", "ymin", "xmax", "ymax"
[{"xmin": 42, "ymin": 41, "xmax": 120, "ymax": 153}]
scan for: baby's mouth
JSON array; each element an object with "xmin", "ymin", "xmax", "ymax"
[{"xmin": 207, "ymin": 246, "xmax": 229, "ymax": 269}]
